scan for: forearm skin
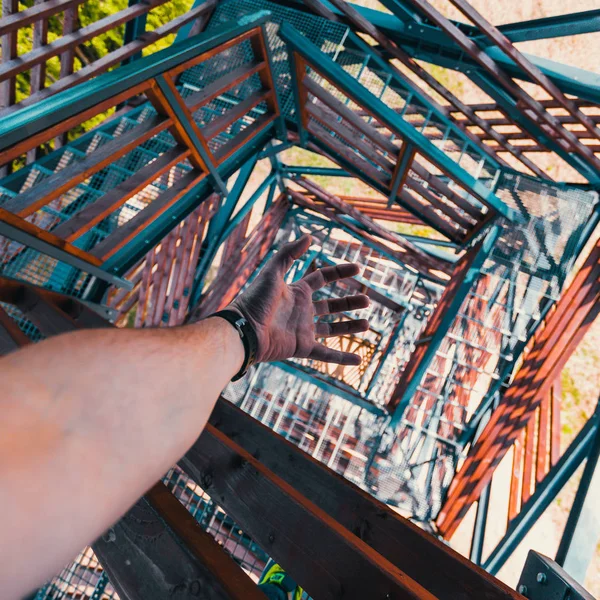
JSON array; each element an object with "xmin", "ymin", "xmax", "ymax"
[{"xmin": 0, "ymin": 317, "xmax": 243, "ymax": 599}]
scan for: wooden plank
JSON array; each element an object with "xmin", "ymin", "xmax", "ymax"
[
  {"xmin": 410, "ymin": 160, "xmax": 484, "ymax": 220},
  {"xmin": 94, "ymin": 482, "xmax": 265, "ymax": 600},
  {"xmin": 550, "ymin": 378, "xmax": 561, "ymax": 466},
  {"xmin": 307, "ymin": 101, "xmax": 395, "ymax": 173},
  {"xmin": 52, "ymin": 146, "xmax": 189, "ymax": 242},
  {"xmin": 213, "ymin": 112, "xmax": 277, "ymax": 165},
  {"xmin": 182, "ymin": 424, "xmax": 438, "ymax": 600},
  {"xmin": 158, "ymin": 222, "xmax": 185, "ymax": 325},
  {"xmin": 202, "ymin": 399, "xmax": 521, "ymax": 599},
  {"xmin": 184, "ymin": 61, "xmax": 266, "ymax": 112},
  {"xmin": 0, "ymin": 207, "xmax": 103, "ymax": 267},
  {"xmin": 145, "ymin": 483, "xmax": 267, "ymax": 600},
  {"xmin": 54, "ymin": 3, "xmax": 77, "ymax": 149},
  {"xmin": 11, "ymin": 3, "xmax": 213, "ymax": 116},
  {"xmin": 303, "ymin": 75, "xmax": 398, "ymax": 155},
  {"xmin": 508, "ymin": 428, "xmax": 524, "ymax": 522},
  {"xmin": 201, "ymin": 89, "xmax": 273, "ymax": 141},
  {"xmin": 134, "ymin": 248, "xmax": 155, "ymax": 328},
  {"xmin": 0, "ymin": 0, "xmax": 18, "ymax": 115},
  {"xmin": 0, "ymin": 0, "xmax": 169, "ymax": 84},
  {"xmin": 3, "ymin": 116, "xmax": 169, "ymax": 218},
  {"xmin": 175, "ymin": 200, "xmax": 217, "ymax": 324},
  {"xmin": 307, "ymin": 119, "xmax": 390, "ymax": 186},
  {"xmin": 147, "ymin": 231, "xmax": 176, "ymax": 327},
  {"xmin": 0, "ymin": 277, "xmax": 109, "ymax": 330},
  {"xmin": 522, "ymin": 413, "xmax": 537, "ymax": 506},
  {"xmin": 406, "ymin": 178, "xmax": 473, "ymax": 231},
  {"xmin": 27, "ymin": 0, "xmax": 50, "ymax": 163},
  {"xmin": 399, "ymin": 188, "xmax": 463, "ymax": 242},
  {"xmin": 12, "ymin": 286, "xmax": 80, "ymax": 336},
  {"xmin": 171, "ymin": 207, "xmax": 204, "ymax": 325},
  {"xmin": 0, "ymin": 304, "xmax": 30, "ymax": 353},
  {"xmin": 536, "ymin": 393, "xmax": 551, "ymax": 483},
  {"xmin": 0, "ymin": 0, "xmax": 85, "ymax": 37},
  {"xmin": 0, "ymin": 80, "xmax": 150, "ymax": 165},
  {"xmin": 166, "ymin": 27, "xmax": 262, "ymax": 80},
  {"xmin": 90, "ymin": 169, "xmax": 206, "ymax": 260}
]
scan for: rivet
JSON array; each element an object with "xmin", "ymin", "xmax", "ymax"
[
  {"xmin": 536, "ymin": 572, "xmax": 547, "ymax": 584},
  {"xmin": 518, "ymin": 584, "xmax": 528, "ymax": 596}
]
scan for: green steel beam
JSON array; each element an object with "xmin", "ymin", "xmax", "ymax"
[
  {"xmin": 485, "ymin": 9, "xmax": 600, "ymax": 44},
  {"xmin": 283, "ymin": 166, "xmax": 351, "ymax": 177},
  {"xmin": 275, "ymin": 360, "xmax": 388, "ymax": 417},
  {"xmin": 155, "ymin": 74, "xmax": 228, "ymax": 196},
  {"xmin": 279, "ymin": 22, "xmax": 517, "ymax": 222},
  {"xmin": 121, "ymin": 0, "xmax": 148, "ymax": 66},
  {"xmin": 293, "ymin": 0, "xmax": 600, "ymax": 104},
  {"xmin": 389, "ymin": 225, "xmax": 500, "ymax": 428}
]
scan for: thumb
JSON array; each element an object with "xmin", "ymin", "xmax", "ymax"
[{"xmin": 274, "ymin": 234, "xmax": 312, "ymax": 273}]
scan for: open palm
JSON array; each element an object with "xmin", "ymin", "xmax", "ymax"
[{"xmin": 230, "ymin": 234, "xmax": 369, "ymax": 365}]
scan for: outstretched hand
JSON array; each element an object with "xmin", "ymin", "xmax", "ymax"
[{"xmin": 229, "ymin": 234, "xmax": 370, "ymax": 365}]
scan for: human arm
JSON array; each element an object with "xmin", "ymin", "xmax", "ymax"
[{"xmin": 0, "ymin": 234, "xmax": 369, "ymax": 598}]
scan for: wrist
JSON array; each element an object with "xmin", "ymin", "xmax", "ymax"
[
  {"xmin": 208, "ymin": 308, "xmax": 258, "ymax": 381},
  {"xmin": 203, "ymin": 315, "xmax": 245, "ymax": 378}
]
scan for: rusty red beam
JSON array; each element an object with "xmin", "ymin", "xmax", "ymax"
[{"xmin": 437, "ymin": 238, "xmax": 600, "ymax": 538}]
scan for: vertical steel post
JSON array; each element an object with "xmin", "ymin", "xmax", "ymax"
[{"xmin": 555, "ymin": 400, "xmax": 600, "ymax": 584}]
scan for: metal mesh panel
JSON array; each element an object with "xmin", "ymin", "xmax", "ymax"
[
  {"xmin": 163, "ymin": 467, "xmax": 269, "ymax": 578},
  {"xmin": 0, "ymin": 103, "xmax": 193, "ymax": 297},
  {"xmin": 223, "ymin": 363, "xmax": 387, "ymax": 489},
  {"xmin": 0, "ymin": 301, "xmax": 43, "ymax": 341},
  {"xmin": 206, "ymin": 0, "xmax": 350, "ymax": 117}
]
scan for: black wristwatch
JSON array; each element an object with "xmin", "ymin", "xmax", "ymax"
[{"xmin": 211, "ymin": 309, "xmax": 258, "ymax": 381}]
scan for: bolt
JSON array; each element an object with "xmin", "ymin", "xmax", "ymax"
[
  {"xmin": 103, "ymin": 529, "xmax": 116, "ymax": 543},
  {"xmin": 536, "ymin": 572, "xmax": 547, "ymax": 584},
  {"xmin": 517, "ymin": 584, "xmax": 528, "ymax": 596},
  {"xmin": 268, "ymin": 533, "xmax": 275, "ymax": 543}
]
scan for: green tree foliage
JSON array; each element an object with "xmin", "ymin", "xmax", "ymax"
[
  {"xmin": 10, "ymin": 0, "xmax": 194, "ymax": 164},
  {"xmin": 14, "ymin": 0, "xmax": 194, "ymax": 109}
]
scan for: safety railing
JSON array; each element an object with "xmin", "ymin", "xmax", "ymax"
[
  {"xmin": 279, "ymin": 22, "xmax": 517, "ymax": 245},
  {"xmin": 0, "ymin": 0, "xmax": 217, "ymax": 122},
  {"xmin": 0, "ymin": 13, "xmax": 281, "ymax": 296}
]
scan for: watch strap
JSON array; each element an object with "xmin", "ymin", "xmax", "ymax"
[{"xmin": 211, "ymin": 309, "xmax": 258, "ymax": 381}]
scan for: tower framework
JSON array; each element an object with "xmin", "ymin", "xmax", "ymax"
[{"xmin": 0, "ymin": 0, "xmax": 599, "ymax": 598}]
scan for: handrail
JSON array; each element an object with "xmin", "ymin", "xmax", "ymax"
[
  {"xmin": 280, "ymin": 21, "xmax": 518, "ymax": 224},
  {"xmin": 0, "ymin": 12, "xmax": 281, "ymax": 291},
  {"xmin": 0, "ymin": 12, "xmax": 270, "ymax": 152}
]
